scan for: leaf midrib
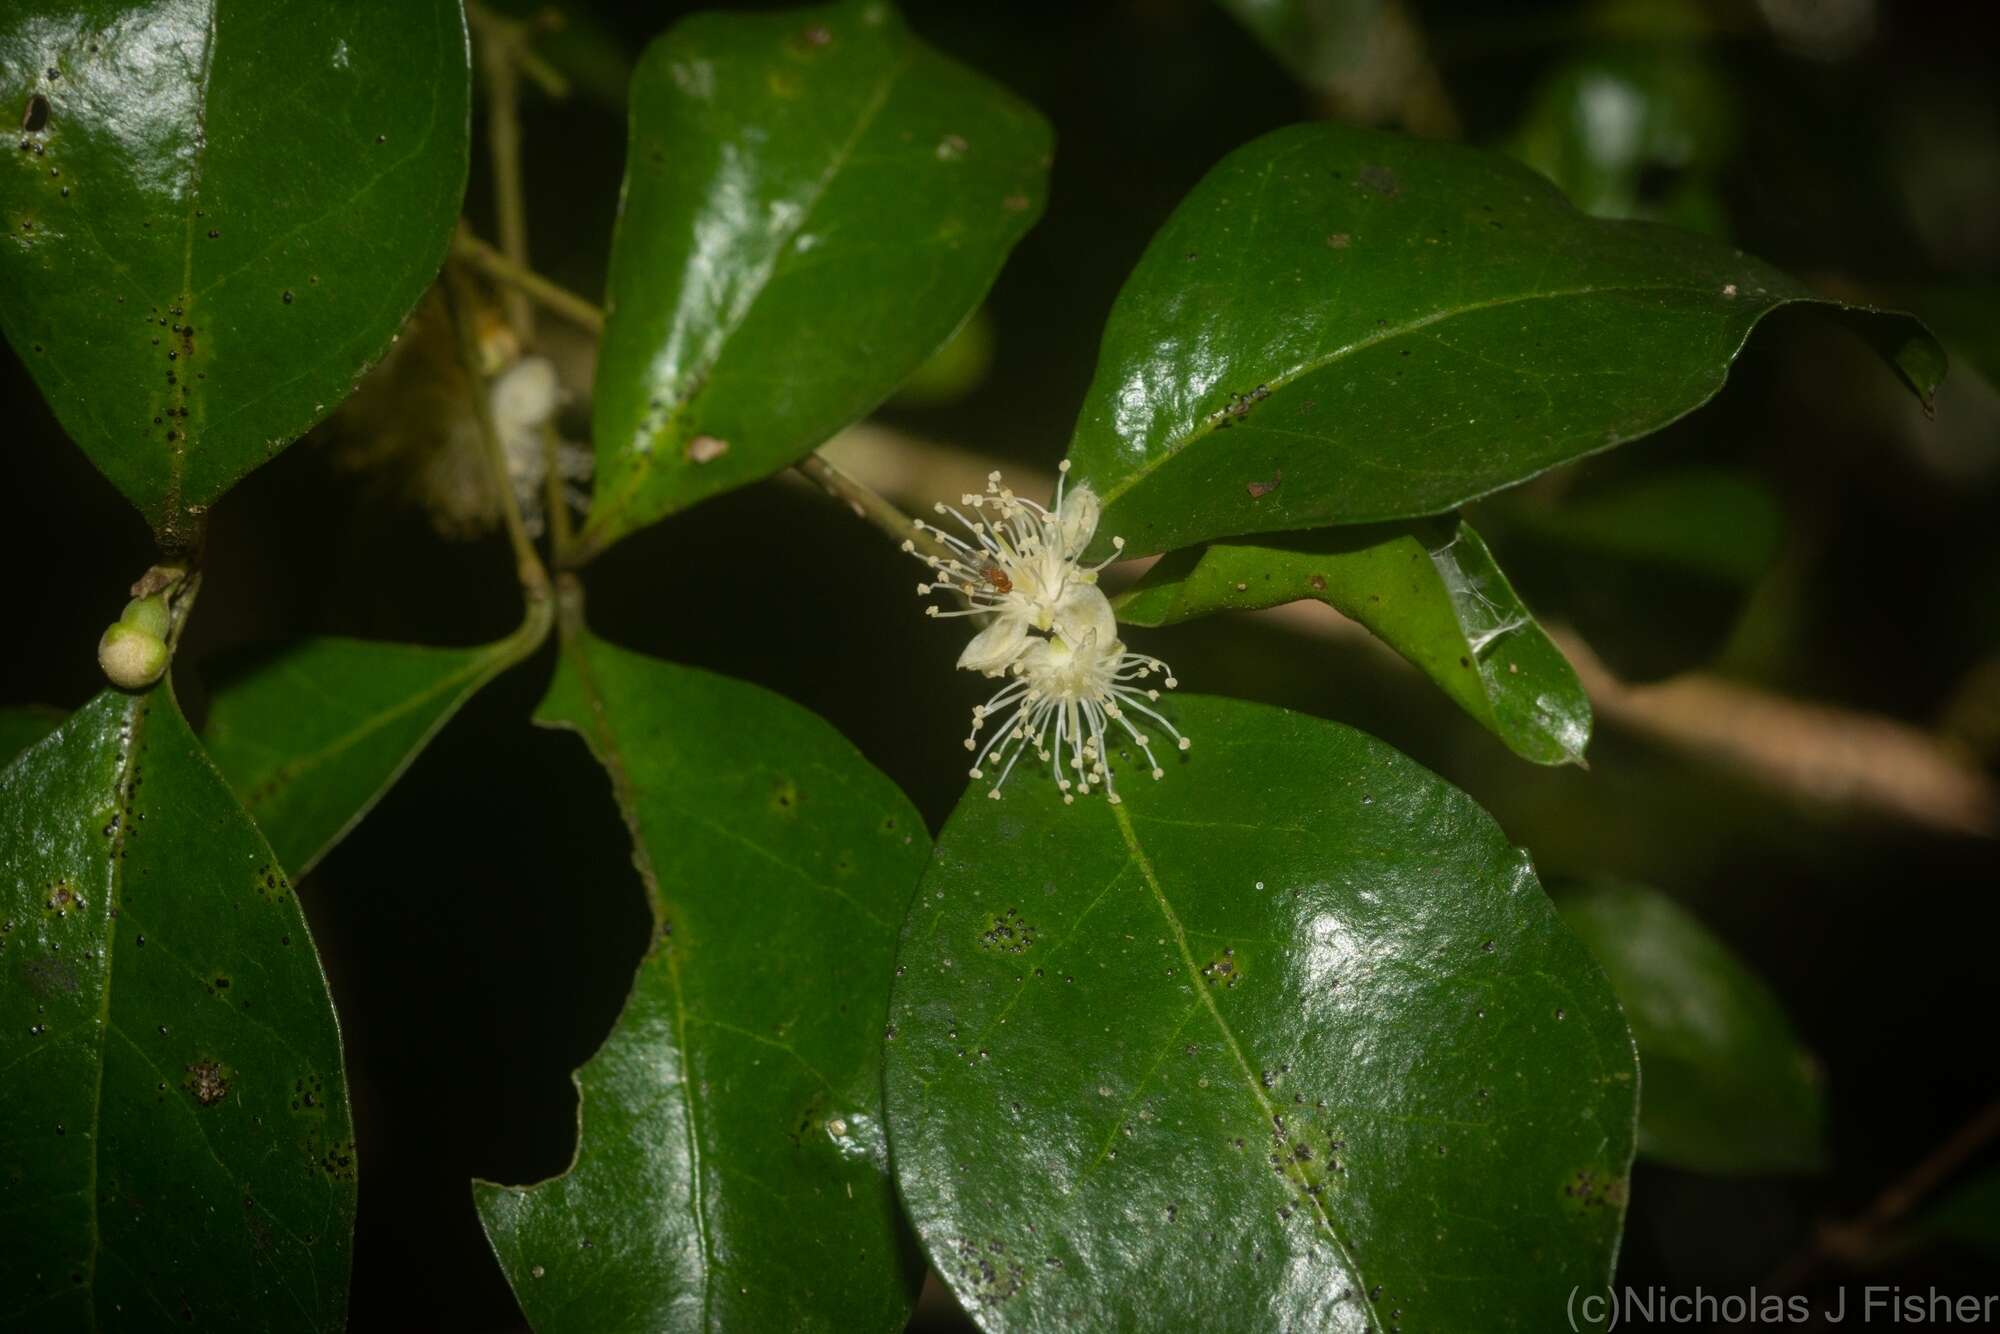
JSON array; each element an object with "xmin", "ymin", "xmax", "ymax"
[
  {"xmin": 1089, "ymin": 280, "xmax": 1746, "ymax": 511},
  {"xmin": 85, "ymin": 692, "xmax": 150, "ymax": 1323},
  {"xmin": 588, "ymin": 40, "xmax": 917, "ymax": 541},
  {"xmin": 1109, "ymin": 802, "xmax": 1386, "ymax": 1334},
  {"xmin": 166, "ymin": 1, "xmax": 222, "ymax": 525}
]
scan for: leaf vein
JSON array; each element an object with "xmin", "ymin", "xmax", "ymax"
[{"xmin": 1109, "ymin": 802, "xmax": 1385, "ymax": 1334}]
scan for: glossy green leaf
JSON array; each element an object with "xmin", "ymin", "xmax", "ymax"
[
  {"xmin": 886, "ymin": 694, "xmax": 1636, "ymax": 1331},
  {"xmin": 1114, "ymin": 518, "xmax": 1591, "ymax": 764},
  {"xmin": 0, "ymin": 1, "xmax": 471, "ymax": 545},
  {"xmin": 576, "ymin": 0, "xmax": 1051, "ymax": 560},
  {"xmin": 1556, "ymin": 880, "xmax": 1824, "ymax": 1176},
  {"xmin": 0, "ymin": 682, "xmax": 354, "ymax": 1332},
  {"xmin": 203, "ymin": 622, "xmax": 544, "ymax": 879},
  {"xmin": 474, "ymin": 628, "xmax": 928, "ymax": 1332},
  {"xmin": 0, "ymin": 705, "xmax": 65, "ymax": 767},
  {"xmin": 1064, "ymin": 122, "xmax": 1944, "ymax": 559}
]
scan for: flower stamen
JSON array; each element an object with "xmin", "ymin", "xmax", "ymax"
[{"xmin": 912, "ymin": 468, "xmax": 1190, "ymax": 804}]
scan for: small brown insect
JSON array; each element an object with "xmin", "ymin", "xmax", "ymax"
[{"xmin": 980, "ymin": 564, "xmax": 1013, "ymax": 594}]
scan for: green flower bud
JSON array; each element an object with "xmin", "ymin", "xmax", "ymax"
[
  {"xmin": 99, "ymin": 622, "xmax": 168, "ymax": 691},
  {"xmin": 119, "ymin": 595, "xmax": 172, "ymax": 640}
]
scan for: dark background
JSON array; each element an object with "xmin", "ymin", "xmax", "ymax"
[{"xmin": 4, "ymin": 0, "xmax": 1997, "ymax": 1328}]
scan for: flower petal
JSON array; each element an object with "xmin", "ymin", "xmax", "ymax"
[
  {"xmin": 957, "ymin": 615, "xmax": 1032, "ymax": 675},
  {"xmin": 1056, "ymin": 484, "xmax": 1100, "ymax": 558},
  {"xmin": 1052, "ymin": 583, "xmax": 1119, "ymax": 649}
]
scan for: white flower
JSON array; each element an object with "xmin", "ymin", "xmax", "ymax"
[
  {"xmin": 908, "ymin": 464, "xmax": 1189, "ymax": 804},
  {"xmin": 964, "ymin": 618, "xmax": 1188, "ymax": 804},
  {"xmin": 902, "ymin": 461, "xmax": 1125, "ymax": 675},
  {"xmin": 489, "ymin": 355, "xmax": 590, "ymax": 538}
]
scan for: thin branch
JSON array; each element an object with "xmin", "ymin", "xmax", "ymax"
[
  {"xmin": 1853, "ymin": 1098, "xmax": 2000, "ymax": 1238},
  {"xmin": 1560, "ymin": 630, "xmax": 1999, "ymax": 838},
  {"xmin": 819, "ymin": 421, "xmax": 2000, "ymax": 838},
  {"xmin": 538, "ymin": 421, "xmax": 577, "ymax": 565},
  {"xmin": 468, "ymin": 2, "xmax": 571, "ymax": 101},
  {"xmin": 453, "ymin": 229, "xmax": 604, "ymax": 334},
  {"xmin": 161, "ymin": 570, "xmax": 202, "ymax": 657},
  {"xmin": 467, "ymin": 15, "xmax": 590, "ymax": 569},
  {"xmin": 431, "ymin": 251, "xmax": 1995, "ymax": 835},
  {"xmin": 470, "ymin": 6, "xmax": 535, "ymax": 343},
  {"xmin": 1729, "ymin": 1098, "xmax": 2000, "ymax": 1327},
  {"xmin": 451, "ymin": 243, "xmax": 953, "ymax": 569},
  {"xmin": 794, "ymin": 452, "xmax": 952, "ymax": 564},
  {"xmin": 441, "ymin": 263, "xmax": 550, "ymax": 599}
]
